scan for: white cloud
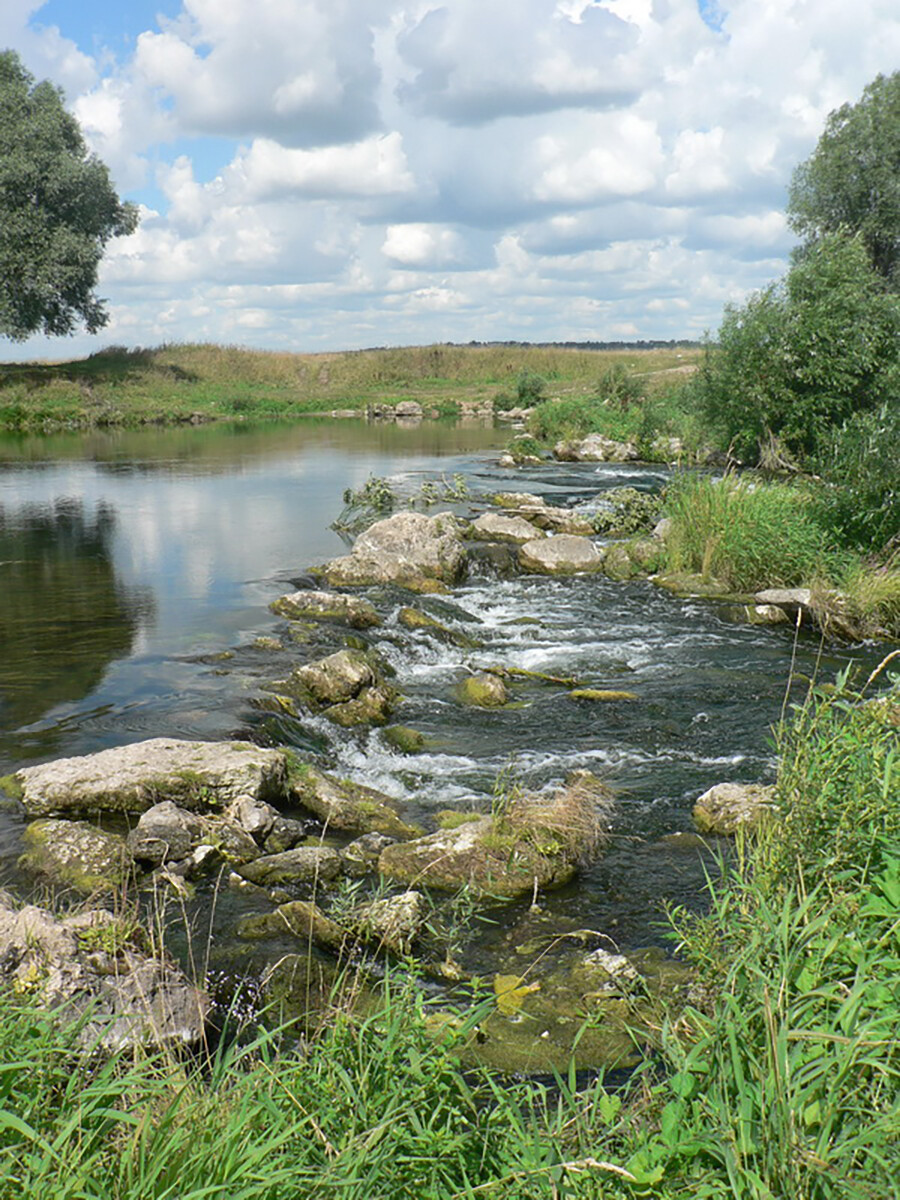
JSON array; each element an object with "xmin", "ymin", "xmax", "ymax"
[
  {"xmin": 382, "ymin": 223, "xmax": 462, "ymax": 266},
  {"xmin": 3, "ymin": 0, "xmax": 900, "ymax": 358}
]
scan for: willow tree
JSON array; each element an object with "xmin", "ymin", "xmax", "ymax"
[
  {"xmin": 0, "ymin": 50, "xmax": 138, "ymax": 341},
  {"xmin": 788, "ymin": 72, "xmax": 900, "ymax": 288}
]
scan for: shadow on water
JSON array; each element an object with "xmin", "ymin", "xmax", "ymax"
[{"xmin": 0, "ymin": 499, "xmax": 153, "ymax": 759}]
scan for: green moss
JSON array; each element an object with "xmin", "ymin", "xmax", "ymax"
[
  {"xmin": 436, "ymin": 810, "xmax": 482, "ymax": 830},
  {"xmin": 382, "ymin": 726, "xmax": 426, "ymax": 754},
  {"xmin": 0, "ymin": 773, "xmax": 24, "ymax": 802},
  {"xmin": 569, "ymin": 688, "xmax": 638, "ymax": 702}
]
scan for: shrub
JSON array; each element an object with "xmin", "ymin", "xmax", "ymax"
[
  {"xmin": 596, "ymin": 363, "xmax": 645, "ymax": 409},
  {"xmin": 516, "ymin": 369, "xmax": 547, "ymax": 406},
  {"xmin": 810, "ymin": 402, "xmax": 900, "ymax": 553}
]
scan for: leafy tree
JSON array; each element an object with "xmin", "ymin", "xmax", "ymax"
[
  {"xmin": 788, "ymin": 72, "xmax": 900, "ymax": 287},
  {"xmin": 0, "ymin": 50, "xmax": 138, "ymax": 341},
  {"xmin": 697, "ymin": 233, "xmax": 900, "ymax": 461}
]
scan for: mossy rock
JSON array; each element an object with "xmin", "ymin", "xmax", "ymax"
[
  {"xmin": 457, "ymin": 673, "xmax": 508, "ymax": 707},
  {"xmin": 569, "ymin": 689, "xmax": 638, "ymax": 702},
  {"xmin": 436, "ymin": 809, "xmax": 483, "ymax": 830},
  {"xmin": 382, "ymin": 725, "xmax": 426, "ymax": 754},
  {"xmin": 289, "ymin": 763, "xmax": 421, "ymax": 839},
  {"xmin": 20, "ymin": 819, "xmax": 131, "ymax": 894},
  {"xmin": 398, "ymin": 606, "xmax": 479, "ymax": 649}
]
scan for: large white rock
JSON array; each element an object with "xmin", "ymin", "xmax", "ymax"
[
  {"xmin": 519, "ymin": 535, "xmax": 606, "ymax": 575},
  {"xmin": 469, "ymin": 512, "xmax": 546, "ymax": 545},
  {"xmin": 14, "ymin": 738, "xmax": 289, "ymax": 817},
  {"xmin": 321, "ymin": 511, "xmax": 466, "ymax": 589}
]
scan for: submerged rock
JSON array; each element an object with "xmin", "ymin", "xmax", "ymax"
[
  {"xmin": 290, "ymin": 763, "xmax": 420, "ymax": 840},
  {"xmin": 20, "ymin": 819, "xmax": 130, "ymax": 893},
  {"xmin": 693, "ymin": 782, "xmax": 776, "ymax": 835},
  {"xmin": 0, "ymin": 896, "xmax": 207, "ymax": 1050},
  {"xmin": 397, "ymin": 606, "xmax": 479, "ymax": 648},
  {"xmin": 519, "ymin": 534, "xmax": 605, "ymax": 576},
  {"xmin": 237, "ymin": 899, "xmax": 348, "ymax": 950},
  {"xmin": 270, "ymin": 589, "xmax": 381, "ymax": 629},
  {"xmin": 13, "ymin": 738, "xmax": 290, "ymax": 818},
  {"xmin": 457, "ymin": 672, "xmax": 509, "ymax": 707},
  {"xmin": 319, "ymin": 511, "xmax": 466, "ymax": 591}
]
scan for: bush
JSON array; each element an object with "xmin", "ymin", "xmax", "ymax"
[
  {"xmin": 516, "ymin": 370, "xmax": 547, "ymax": 406},
  {"xmin": 810, "ymin": 402, "xmax": 900, "ymax": 553},
  {"xmin": 596, "ymin": 363, "xmax": 644, "ymax": 409}
]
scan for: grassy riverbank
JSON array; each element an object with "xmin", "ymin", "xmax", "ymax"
[
  {"xmin": 0, "ymin": 342, "xmax": 700, "ymax": 433},
  {"xmin": 2, "ymin": 668, "xmax": 897, "ymax": 1199}
]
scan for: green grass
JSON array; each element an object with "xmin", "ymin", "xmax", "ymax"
[
  {"xmin": 2, "ymin": 668, "xmax": 898, "ymax": 1197},
  {"xmin": 660, "ymin": 473, "xmax": 844, "ymax": 592},
  {"xmin": 0, "ymin": 342, "xmax": 702, "ymax": 433}
]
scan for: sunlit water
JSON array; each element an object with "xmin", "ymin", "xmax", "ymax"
[{"xmin": 0, "ymin": 418, "xmax": 892, "ymax": 977}]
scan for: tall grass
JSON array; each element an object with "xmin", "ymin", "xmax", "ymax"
[{"xmin": 661, "ymin": 473, "xmax": 842, "ymax": 592}]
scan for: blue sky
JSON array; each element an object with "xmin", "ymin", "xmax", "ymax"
[{"xmin": 3, "ymin": 0, "xmax": 900, "ymax": 359}]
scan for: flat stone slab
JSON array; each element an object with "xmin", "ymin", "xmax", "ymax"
[
  {"xmin": 14, "ymin": 738, "xmax": 289, "ymax": 817},
  {"xmin": 469, "ymin": 513, "xmax": 546, "ymax": 546},
  {"xmin": 519, "ymin": 535, "xmax": 606, "ymax": 575},
  {"xmin": 270, "ymin": 589, "xmax": 380, "ymax": 628}
]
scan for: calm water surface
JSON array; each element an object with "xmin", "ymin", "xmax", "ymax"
[{"xmin": 0, "ymin": 418, "xmax": 891, "ymax": 970}]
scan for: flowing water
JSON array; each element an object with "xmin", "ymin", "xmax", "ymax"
[{"xmin": 0, "ymin": 417, "xmax": 892, "ymax": 988}]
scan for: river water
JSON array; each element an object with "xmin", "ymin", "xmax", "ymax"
[{"xmin": 0, "ymin": 418, "xmax": 890, "ymax": 983}]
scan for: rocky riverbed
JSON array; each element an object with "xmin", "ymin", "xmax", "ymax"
[{"xmin": 0, "ymin": 471, "xmax": 831, "ymax": 1071}]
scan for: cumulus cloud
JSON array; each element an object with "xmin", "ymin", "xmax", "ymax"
[
  {"xmin": 4, "ymin": 0, "xmax": 900, "ymax": 359},
  {"xmin": 132, "ymin": 0, "xmax": 388, "ymax": 145}
]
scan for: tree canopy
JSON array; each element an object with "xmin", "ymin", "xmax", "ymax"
[
  {"xmin": 788, "ymin": 72, "xmax": 900, "ymax": 288},
  {"xmin": 697, "ymin": 233, "xmax": 900, "ymax": 462},
  {"xmin": 0, "ymin": 50, "xmax": 138, "ymax": 342}
]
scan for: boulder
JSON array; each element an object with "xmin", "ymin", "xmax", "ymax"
[
  {"xmin": 263, "ymin": 815, "xmax": 314, "ymax": 854},
  {"xmin": 394, "ymin": 400, "xmax": 423, "ymax": 419},
  {"xmin": 693, "ymin": 782, "xmax": 776, "ymax": 835},
  {"xmin": 519, "ymin": 535, "xmax": 605, "ymax": 576},
  {"xmin": 0, "ymin": 896, "xmax": 207, "ymax": 1049},
  {"xmin": 236, "ymin": 846, "xmax": 343, "ymax": 887},
  {"xmin": 753, "ymin": 588, "xmax": 813, "ymax": 624},
  {"xmin": 457, "ymin": 672, "xmax": 509, "ymax": 707},
  {"xmin": 270, "ymin": 589, "xmax": 380, "ymax": 629},
  {"xmin": 127, "ymin": 801, "xmax": 205, "ymax": 867},
  {"xmin": 237, "ymin": 899, "xmax": 348, "ymax": 950},
  {"xmin": 13, "ymin": 738, "xmax": 290, "ymax": 818},
  {"xmin": 554, "ymin": 435, "xmax": 638, "ymax": 463},
  {"xmin": 352, "ymin": 890, "xmax": 425, "ymax": 955},
  {"xmin": 382, "ymin": 725, "xmax": 426, "ymax": 754},
  {"xmin": 290, "ymin": 764, "xmax": 420, "ymax": 839},
  {"xmin": 521, "ymin": 506, "xmax": 595, "ymax": 536},
  {"xmin": 492, "ymin": 492, "xmax": 545, "ymax": 509},
  {"xmin": 340, "ymin": 832, "xmax": 397, "ymax": 876},
  {"xmin": 286, "ymin": 649, "xmax": 397, "ymax": 726},
  {"xmin": 379, "ymin": 770, "xmax": 611, "ymax": 899},
  {"xmin": 20, "ymin": 819, "xmax": 129, "ymax": 893},
  {"xmin": 469, "ymin": 513, "xmax": 546, "ymax": 546},
  {"xmin": 320, "ymin": 512, "xmax": 466, "ymax": 590}
]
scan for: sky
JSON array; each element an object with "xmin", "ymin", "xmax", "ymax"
[{"xmin": 3, "ymin": 0, "xmax": 900, "ymax": 360}]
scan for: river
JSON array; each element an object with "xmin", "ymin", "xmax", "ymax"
[{"xmin": 0, "ymin": 417, "xmax": 888, "ymax": 994}]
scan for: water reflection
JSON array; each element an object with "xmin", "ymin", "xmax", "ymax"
[{"xmin": 0, "ymin": 499, "xmax": 153, "ymax": 744}]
